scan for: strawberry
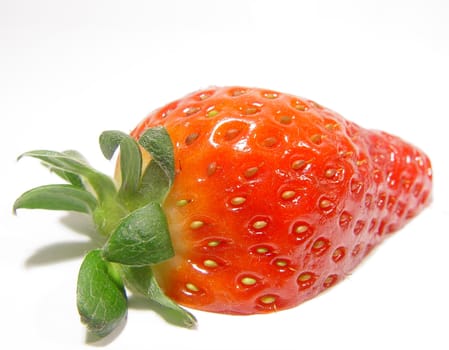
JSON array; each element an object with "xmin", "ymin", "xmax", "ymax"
[
  {"xmin": 130, "ymin": 86, "xmax": 432, "ymax": 314},
  {"xmin": 14, "ymin": 86, "xmax": 432, "ymax": 336}
]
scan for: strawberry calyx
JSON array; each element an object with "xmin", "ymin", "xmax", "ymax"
[{"xmin": 13, "ymin": 127, "xmax": 197, "ymax": 337}]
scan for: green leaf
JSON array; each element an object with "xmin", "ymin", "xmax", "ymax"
[
  {"xmin": 13, "ymin": 184, "xmax": 97, "ymax": 214},
  {"xmin": 138, "ymin": 127, "xmax": 175, "ymax": 186},
  {"xmin": 138, "ymin": 160, "xmax": 171, "ymax": 204},
  {"xmin": 77, "ymin": 249, "xmax": 127, "ymax": 338},
  {"xmin": 18, "ymin": 150, "xmax": 117, "ymax": 203},
  {"xmin": 121, "ymin": 265, "xmax": 197, "ymax": 328},
  {"xmin": 37, "ymin": 150, "xmax": 89, "ymax": 188},
  {"xmin": 47, "ymin": 167, "xmax": 85, "ymax": 188},
  {"xmin": 102, "ymin": 202, "xmax": 174, "ymax": 266},
  {"xmin": 99, "ymin": 131, "xmax": 142, "ymax": 196},
  {"xmin": 52, "ymin": 150, "xmax": 91, "ymax": 187}
]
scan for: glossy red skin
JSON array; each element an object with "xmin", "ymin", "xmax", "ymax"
[{"xmin": 131, "ymin": 87, "xmax": 432, "ymax": 314}]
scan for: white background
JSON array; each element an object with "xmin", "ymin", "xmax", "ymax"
[{"xmin": 1, "ymin": 0, "xmax": 448, "ymax": 349}]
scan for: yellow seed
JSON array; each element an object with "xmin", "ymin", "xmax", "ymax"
[
  {"xmin": 310, "ymin": 134, "xmax": 323, "ymax": 144},
  {"xmin": 253, "ymin": 220, "xmax": 268, "ymax": 230},
  {"xmin": 224, "ymin": 128, "xmax": 240, "ymax": 141},
  {"xmin": 176, "ymin": 199, "xmax": 190, "ymax": 207},
  {"xmin": 203, "ymin": 259, "xmax": 218, "ymax": 268},
  {"xmin": 295, "ymin": 225, "xmax": 309, "ymax": 234},
  {"xmin": 190, "ymin": 221, "xmax": 204, "ymax": 229},
  {"xmin": 207, "ymin": 240, "xmax": 220, "ymax": 247},
  {"xmin": 291, "ymin": 159, "xmax": 306, "ymax": 170},
  {"xmin": 199, "ymin": 93, "xmax": 211, "ymax": 100},
  {"xmin": 263, "ymin": 137, "xmax": 277, "ymax": 147},
  {"xmin": 325, "ymin": 123, "xmax": 338, "ymax": 131},
  {"xmin": 275, "ymin": 260, "xmax": 288, "ymax": 267},
  {"xmin": 323, "ymin": 275, "xmax": 338, "ymax": 288},
  {"xmin": 294, "ymin": 101, "xmax": 307, "ymax": 111},
  {"xmin": 207, "ymin": 162, "xmax": 217, "ymax": 176},
  {"xmin": 256, "ymin": 247, "xmax": 269, "ymax": 254},
  {"xmin": 279, "ymin": 115, "xmax": 292, "ymax": 124},
  {"xmin": 260, "ymin": 295, "xmax": 276, "ymax": 304},
  {"xmin": 185, "ymin": 283, "xmax": 200, "ymax": 292},
  {"xmin": 281, "ymin": 190, "xmax": 296, "ymax": 200},
  {"xmin": 244, "ymin": 107, "xmax": 258, "ymax": 115},
  {"xmin": 312, "ymin": 240, "xmax": 325, "ymax": 250},
  {"xmin": 263, "ymin": 92, "xmax": 278, "ymax": 99},
  {"xmin": 241, "ymin": 277, "xmax": 257, "ymax": 286},
  {"xmin": 298, "ymin": 273, "xmax": 312, "ymax": 282},
  {"xmin": 231, "ymin": 196, "xmax": 246, "ymax": 205},
  {"xmin": 185, "ymin": 132, "xmax": 199, "ymax": 145},
  {"xmin": 207, "ymin": 109, "xmax": 219, "ymax": 118},
  {"xmin": 325, "ymin": 168, "xmax": 337, "ymax": 178},
  {"xmin": 244, "ymin": 166, "xmax": 259, "ymax": 178},
  {"xmin": 183, "ymin": 106, "xmax": 200, "ymax": 115},
  {"xmin": 320, "ymin": 199, "xmax": 333, "ymax": 209}
]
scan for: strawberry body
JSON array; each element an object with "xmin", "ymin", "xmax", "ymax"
[{"xmin": 130, "ymin": 87, "xmax": 432, "ymax": 314}]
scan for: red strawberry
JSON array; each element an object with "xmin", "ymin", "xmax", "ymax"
[
  {"xmin": 130, "ymin": 86, "xmax": 432, "ymax": 314},
  {"xmin": 14, "ymin": 86, "xmax": 432, "ymax": 336}
]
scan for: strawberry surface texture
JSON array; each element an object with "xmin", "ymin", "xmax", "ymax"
[{"xmin": 130, "ymin": 86, "xmax": 433, "ymax": 314}]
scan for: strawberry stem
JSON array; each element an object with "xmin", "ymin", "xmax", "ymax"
[{"xmin": 14, "ymin": 127, "xmax": 196, "ymax": 338}]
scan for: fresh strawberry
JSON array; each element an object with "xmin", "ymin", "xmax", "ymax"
[
  {"xmin": 130, "ymin": 86, "xmax": 432, "ymax": 314},
  {"xmin": 14, "ymin": 86, "xmax": 432, "ymax": 336}
]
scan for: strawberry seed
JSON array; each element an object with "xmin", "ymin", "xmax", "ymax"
[
  {"xmin": 231, "ymin": 196, "xmax": 246, "ymax": 206},
  {"xmin": 281, "ymin": 190, "xmax": 296, "ymax": 200},
  {"xmin": 259, "ymin": 295, "xmax": 276, "ymax": 304},
  {"xmin": 241, "ymin": 277, "xmax": 257, "ymax": 286},
  {"xmin": 190, "ymin": 221, "xmax": 204, "ymax": 230},
  {"xmin": 253, "ymin": 220, "xmax": 268, "ymax": 230},
  {"xmin": 185, "ymin": 283, "xmax": 200, "ymax": 292},
  {"xmin": 203, "ymin": 259, "xmax": 218, "ymax": 268}
]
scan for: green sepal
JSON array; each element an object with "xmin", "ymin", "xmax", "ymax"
[
  {"xmin": 45, "ymin": 150, "xmax": 89, "ymax": 188},
  {"xmin": 77, "ymin": 249, "xmax": 127, "ymax": 338},
  {"xmin": 137, "ymin": 160, "xmax": 170, "ymax": 205},
  {"xmin": 13, "ymin": 184, "xmax": 97, "ymax": 214},
  {"xmin": 138, "ymin": 127, "xmax": 175, "ymax": 186},
  {"xmin": 99, "ymin": 131, "xmax": 142, "ymax": 196},
  {"xmin": 102, "ymin": 202, "xmax": 174, "ymax": 266},
  {"xmin": 18, "ymin": 150, "xmax": 117, "ymax": 203},
  {"xmin": 121, "ymin": 265, "xmax": 197, "ymax": 328},
  {"xmin": 15, "ymin": 126, "xmax": 199, "ymax": 334}
]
